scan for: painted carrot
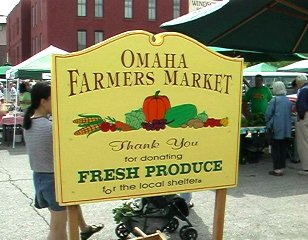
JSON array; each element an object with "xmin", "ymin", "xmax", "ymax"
[
  {"xmin": 114, "ymin": 121, "xmax": 132, "ymax": 131},
  {"xmin": 106, "ymin": 116, "xmax": 132, "ymax": 131},
  {"xmin": 74, "ymin": 124, "xmax": 101, "ymax": 136}
]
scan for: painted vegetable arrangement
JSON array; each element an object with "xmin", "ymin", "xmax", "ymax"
[{"xmin": 73, "ymin": 90, "xmax": 228, "ymax": 136}]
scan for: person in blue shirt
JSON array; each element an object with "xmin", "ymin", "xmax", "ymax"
[
  {"xmin": 265, "ymin": 81, "xmax": 292, "ymax": 176},
  {"xmin": 295, "ymin": 74, "xmax": 308, "ymax": 175}
]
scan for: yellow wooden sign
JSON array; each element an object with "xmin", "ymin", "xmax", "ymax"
[{"xmin": 52, "ymin": 30, "xmax": 243, "ymax": 205}]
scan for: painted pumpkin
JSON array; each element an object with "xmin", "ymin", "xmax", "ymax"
[{"xmin": 142, "ymin": 90, "xmax": 171, "ymax": 122}]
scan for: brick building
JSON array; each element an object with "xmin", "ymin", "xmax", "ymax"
[
  {"xmin": 7, "ymin": 0, "xmax": 188, "ymax": 65},
  {"xmin": 0, "ymin": 15, "xmax": 8, "ymax": 65},
  {"xmin": 6, "ymin": 0, "xmax": 31, "ymax": 65}
]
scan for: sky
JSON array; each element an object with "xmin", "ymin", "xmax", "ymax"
[{"xmin": 0, "ymin": 0, "xmax": 20, "ymax": 16}]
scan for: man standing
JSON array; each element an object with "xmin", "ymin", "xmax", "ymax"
[
  {"xmin": 242, "ymin": 75, "xmax": 272, "ymax": 164},
  {"xmin": 243, "ymin": 74, "xmax": 272, "ymax": 117},
  {"xmin": 295, "ymin": 74, "xmax": 308, "ymax": 175}
]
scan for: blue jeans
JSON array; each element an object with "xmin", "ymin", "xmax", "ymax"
[{"xmin": 33, "ymin": 172, "xmax": 65, "ymax": 211}]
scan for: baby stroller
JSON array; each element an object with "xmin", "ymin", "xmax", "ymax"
[{"xmin": 115, "ymin": 195, "xmax": 198, "ymax": 240}]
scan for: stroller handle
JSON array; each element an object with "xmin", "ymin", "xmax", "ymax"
[{"xmin": 133, "ymin": 227, "xmax": 147, "ymax": 237}]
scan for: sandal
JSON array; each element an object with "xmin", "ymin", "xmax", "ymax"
[
  {"xmin": 188, "ymin": 202, "xmax": 194, "ymax": 208},
  {"xmin": 268, "ymin": 170, "xmax": 283, "ymax": 176},
  {"xmin": 80, "ymin": 224, "xmax": 104, "ymax": 240}
]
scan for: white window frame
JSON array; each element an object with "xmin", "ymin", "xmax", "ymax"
[
  {"xmin": 95, "ymin": 0, "xmax": 103, "ymax": 17},
  {"xmin": 78, "ymin": 0, "xmax": 87, "ymax": 17},
  {"xmin": 39, "ymin": 33, "xmax": 42, "ymax": 50},
  {"xmin": 31, "ymin": 6, "xmax": 35, "ymax": 27},
  {"xmin": 148, "ymin": 0, "xmax": 156, "ymax": 20},
  {"xmin": 94, "ymin": 31, "xmax": 104, "ymax": 44},
  {"xmin": 35, "ymin": 36, "xmax": 39, "ymax": 52},
  {"xmin": 35, "ymin": 3, "xmax": 38, "ymax": 25},
  {"xmin": 32, "ymin": 38, "xmax": 35, "ymax": 54},
  {"xmin": 124, "ymin": 0, "xmax": 133, "ymax": 19},
  {"xmin": 40, "ymin": 0, "xmax": 43, "ymax": 21},
  {"xmin": 173, "ymin": 0, "xmax": 180, "ymax": 19},
  {"xmin": 77, "ymin": 30, "xmax": 87, "ymax": 50}
]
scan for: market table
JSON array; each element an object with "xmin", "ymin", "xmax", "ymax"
[
  {"xmin": 1, "ymin": 114, "xmax": 24, "ymax": 144},
  {"xmin": 1, "ymin": 114, "xmax": 24, "ymax": 125},
  {"xmin": 240, "ymin": 126, "xmax": 297, "ymax": 162},
  {"xmin": 240, "ymin": 126, "xmax": 267, "ymax": 164},
  {"xmin": 240, "ymin": 126, "xmax": 266, "ymax": 135}
]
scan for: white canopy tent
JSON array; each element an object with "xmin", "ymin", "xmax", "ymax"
[
  {"xmin": 6, "ymin": 45, "xmax": 68, "ymax": 80},
  {"xmin": 278, "ymin": 60, "xmax": 308, "ymax": 73},
  {"xmin": 5, "ymin": 45, "xmax": 68, "ymax": 148}
]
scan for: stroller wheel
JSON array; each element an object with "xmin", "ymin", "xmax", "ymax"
[
  {"xmin": 181, "ymin": 227, "xmax": 198, "ymax": 240},
  {"xmin": 165, "ymin": 217, "xmax": 179, "ymax": 233},
  {"xmin": 180, "ymin": 225, "xmax": 190, "ymax": 239},
  {"xmin": 115, "ymin": 223, "xmax": 130, "ymax": 239}
]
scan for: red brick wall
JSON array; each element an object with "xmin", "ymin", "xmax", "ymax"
[
  {"xmin": 8, "ymin": 0, "xmax": 188, "ymax": 61},
  {"xmin": 6, "ymin": 0, "xmax": 31, "ymax": 65}
]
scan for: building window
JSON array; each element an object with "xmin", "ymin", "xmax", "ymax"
[
  {"xmin": 78, "ymin": 0, "xmax": 86, "ymax": 17},
  {"xmin": 40, "ymin": 0, "xmax": 42, "ymax": 21},
  {"xmin": 17, "ymin": 46, "xmax": 20, "ymax": 62},
  {"xmin": 148, "ymin": 0, "xmax": 156, "ymax": 20},
  {"xmin": 173, "ymin": 0, "xmax": 180, "ymax": 19},
  {"xmin": 16, "ymin": 18, "xmax": 19, "ymax": 35},
  {"xmin": 0, "ymin": 25, "xmax": 3, "ymax": 31},
  {"xmin": 32, "ymin": 6, "xmax": 35, "ymax": 27},
  {"xmin": 35, "ymin": 36, "xmax": 38, "ymax": 52},
  {"xmin": 94, "ymin": 31, "xmax": 104, "ymax": 44},
  {"xmin": 95, "ymin": 0, "xmax": 103, "ymax": 17},
  {"xmin": 77, "ymin": 30, "xmax": 87, "ymax": 50},
  {"xmin": 124, "ymin": 0, "xmax": 132, "ymax": 19},
  {"xmin": 35, "ymin": 3, "xmax": 38, "ymax": 25},
  {"xmin": 32, "ymin": 38, "xmax": 35, "ymax": 54},
  {"xmin": 39, "ymin": 33, "xmax": 42, "ymax": 50}
]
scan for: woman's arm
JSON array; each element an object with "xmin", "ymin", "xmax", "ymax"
[{"xmin": 265, "ymin": 99, "xmax": 274, "ymax": 122}]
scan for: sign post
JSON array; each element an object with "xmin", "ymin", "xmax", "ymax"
[
  {"xmin": 52, "ymin": 30, "xmax": 243, "ymax": 239},
  {"xmin": 213, "ymin": 188, "xmax": 227, "ymax": 240}
]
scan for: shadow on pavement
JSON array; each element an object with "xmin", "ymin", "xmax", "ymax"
[
  {"xmin": 226, "ymin": 153, "xmax": 308, "ymax": 199},
  {"xmin": 0, "ymin": 142, "xmax": 27, "ymax": 155},
  {"xmin": 189, "ymin": 209, "xmax": 211, "ymax": 240},
  {"xmin": 165, "ymin": 208, "xmax": 211, "ymax": 240}
]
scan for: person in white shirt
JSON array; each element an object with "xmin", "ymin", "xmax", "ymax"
[{"xmin": 9, "ymin": 82, "xmax": 17, "ymax": 102}]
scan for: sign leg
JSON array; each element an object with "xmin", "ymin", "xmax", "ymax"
[
  {"xmin": 212, "ymin": 188, "xmax": 227, "ymax": 240},
  {"xmin": 68, "ymin": 205, "xmax": 79, "ymax": 240}
]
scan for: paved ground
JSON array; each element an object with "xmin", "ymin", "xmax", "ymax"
[{"xmin": 0, "ymin": 143, "xmax": 308, "ymax": 240}]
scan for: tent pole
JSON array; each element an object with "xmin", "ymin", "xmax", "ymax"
[
  {"xmin": 208, "ymin": 2, "xmax": 278, "ymax": 45},
  {"xmin": 275, "ymin": 0, "xmax": 308, "ymax": 15},
  {"xmin": 292, "ymin": 23, "xmax": 308, "ymax": 53},
  {"xmin": 12, "ymin": 78, "xmax": 19, "ymax": 148}
]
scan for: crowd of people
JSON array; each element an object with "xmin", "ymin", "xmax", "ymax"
[
  {"xmin": 242, "ymin": 74, "xmax": 308, "ymax": 177},
  {"xmin": 0, "ymin": 81, "xmax": 32, "ymax": 117}
]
